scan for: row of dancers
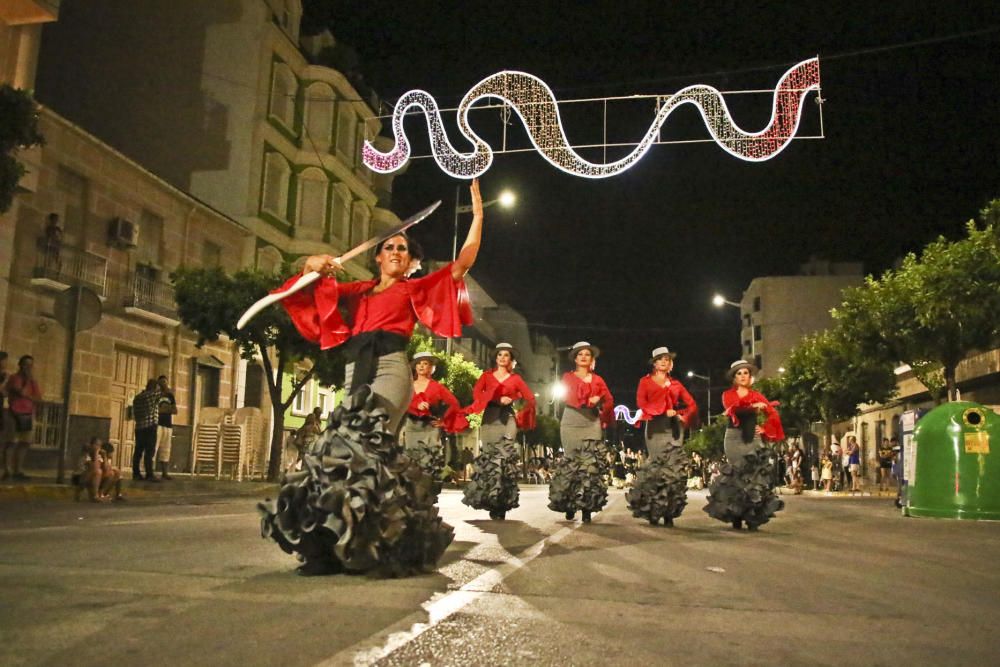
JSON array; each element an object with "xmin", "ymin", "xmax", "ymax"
[{"xmin": 257, "ymin": 180, "xmax": 784, "ymax": 577}]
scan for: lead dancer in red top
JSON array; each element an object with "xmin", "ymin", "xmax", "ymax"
[
  {"xmin": 548, "ymin": 341, "xmax": 614, "ymax": 523},
  {"xmin": 627, "ymin": 346, "xmax": 698, "ymax": 526},
  {"xmin": 703, "ymin": 359, "xmax": 785, "ymax": 531},
  {"xmin": 259, "ymin": 180, "xmax": 484, "ymax": 577},
  {"xmin": 462, "ymin": 343, "xmax": 536, "ymax": 520}
]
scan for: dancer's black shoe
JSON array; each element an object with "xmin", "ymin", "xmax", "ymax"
[
  {"xmin": 582, "ymin": 510, "xmax": 591, "ymax": 523},
  {"xmin": 296, "ymin": 559, "xmax": 341, "ymax": 577},
  {"xmin": 565, "ymin": 511, "xmax": 575, "ymax": 520},
  {"xmin": 731, "ymin": 519, "xmax": 743, "ymax": 530}
]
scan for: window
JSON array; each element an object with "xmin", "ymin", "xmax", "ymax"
[
  {"xmin": 262, "ymin": 152, "xmax": 291, "ymax": 219},
  {"xmin": 330, "ymin": 184, "xmax": 350, "ymax": 242},
  {"xmin": 243, "ymin": 364, "xmax": 264, "ymax": 408},
  {"xmin": 197, "ymin": 365, "xmax": 221, "ymax": 407},
  {"xmin": 269, "ymin": 62, "xmax": 297, "ymax": 130},
  {"xmin": 753, "ymin": 296, "xmax": 761, "ymax": 312},
  {"xmin": 292, "ymin": 383, "xmax": 310, "ymax": 415},
  {"xmin": 138, "ymin": 210, "xmax": 163, "ymax": 266},
  {"xmin": 297, "ymin": 168, "xmax": 327, "ymax": 230},
  {"xmin": 743, "ymin": 314, "xmax": 751, "ymax": 327},
  {"xmin": 336, "ymin": 103, "xmax": 356, "ymax": 158},
  {"xmin": 57, "ymin": 165, "xmax": 88, "ymax": 243},
  {"xmin": 754, "ymin": 355, "xmax": 762, "ymax": 371},
  {"xmin": 351, "ymin": 200, "xmax": 370, "ymax": 245},
  {"xmin": 304, "ymin": 83, "xmax": 334, "ymax": 150},
  {"xmin": 744, "ymin": 340, "xmax": 752, "ymax": 354},
  {"xmin": 354, "ymin": 123, "xmax": 368, "ymax": 168},
  {"xmin": 256, "ymin": 246, "xmax": 283, "ymax": 274},
  {"xmin": 202, "ymin": 241, "xmax": 221, "ymax": 268},
  {"xmin": 754, "ymin": 325, "xmax": 763, "ymax": 341}
]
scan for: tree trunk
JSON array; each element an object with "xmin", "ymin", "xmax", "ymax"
[
  {"xmin": 945, "ymin": 363, "xmax": 958, "ymax": 402},
  {"xmin": 261, "ymin": 346, "xmax": 286, "ymax": 483}
]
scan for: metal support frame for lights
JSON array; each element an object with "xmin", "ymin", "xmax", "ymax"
[
  {"xmin": 686, "ymin": 371, "xmax": 712, "ymax": 422},
  {"xmin": 447, "ymin": 187, "xmax": 515, "ymax": 355}
]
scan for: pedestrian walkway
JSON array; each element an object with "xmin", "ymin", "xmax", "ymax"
[{"xmin": 0, "ymin": 470, "xmax": 277, "ymax": 503}]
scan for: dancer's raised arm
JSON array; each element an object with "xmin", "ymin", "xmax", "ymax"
[{"xmin": 452, "ymin": 178, "xmax": 483, "ymax": 280}]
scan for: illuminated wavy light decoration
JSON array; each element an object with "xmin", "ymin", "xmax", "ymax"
[
  {"xmin": 614, "ymin": 405, "xmax": 643, "ymax": 426},
  {"xmin": 364, "ymin": 58, "xmax": 821, "ymax": 179}
]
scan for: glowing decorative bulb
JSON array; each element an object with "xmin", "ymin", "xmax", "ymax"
[{"xmin": 364, "ymin": 58, "xmax": 821, "ymax": 179}]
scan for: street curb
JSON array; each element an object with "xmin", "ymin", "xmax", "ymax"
[{"xmin": 0, "ymin": 477, "xmax": 279, "ymax": 503}]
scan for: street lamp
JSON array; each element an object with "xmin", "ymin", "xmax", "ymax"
[
  {"xmin": 686, "ymin": 370, "xmax": 712, "ymax": 422},
  {"xmin": 452, "ymin": 185, "xmax": 516, "ymax": 261},
  {"xmin": 447, "ymin": 186, "xmax": 515, "ymax": 355},
  {"xmin": 550, "ymin": 379, "xmax": 567, "ymax": 402},
  {"xmin": 712, "ymin": 293, "xmax": 741, "ymax": 309}
]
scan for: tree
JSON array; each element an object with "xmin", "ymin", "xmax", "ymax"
[
  {"xmin": 685, "ymin": 413, "xmax": 727, "ymax": 461},
  {"xmin": 172, "ymin": 266, "xmax": 344, "ymax": 481},
  {"xmin": 531, "ymin": 413, "xmax": 561, "ymax": 451},
  {"xmin": 0, "ymin": 85, "xmax": 45, "ymax": 214},
  {"xmin": 836, "ymin": 203, "xmax": 1000, "ymax": 401},
  {"xmin": 781, "ymin": 328, "xmax": 897, "ymax": 453}
]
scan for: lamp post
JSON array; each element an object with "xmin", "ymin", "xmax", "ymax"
[
  {"xmin": 712, "ymin": 293, "xmax": 741, "ymax": 309},
  {"xmin": 686, "ymin": 370, "xmax": 711, "ymax": 422},
  {"xmin": 448, "ymin": 186, "xmax": 516, "ymax": 355}
]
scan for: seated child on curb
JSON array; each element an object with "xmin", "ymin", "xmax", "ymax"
[{"xmin": 73, "ymin": 437, "xmax": 124, "ymax": 502}]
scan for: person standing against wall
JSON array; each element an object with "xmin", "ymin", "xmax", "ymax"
[
  {"xmin": 4, "ymin": 355, "xmax": 42, "ymax": 481},
  {"xmin": 132, "ymin": 379, "xmax": 160, "ymax": 482},
  {"xmin": 155, "ymin": 375, "xmax": 177, "ymax": 480}
]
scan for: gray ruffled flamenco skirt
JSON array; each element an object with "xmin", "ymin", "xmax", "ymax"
[
  {"xmin": 627, "ymin": 416, "xmax": 689, "ymax": 525},
  {"xmin": 703, "ymin": 429, "xmax": 784, "ymax": 530},
  {"xmin": 402, "ymin": 418, "xmax": 445, "ymax": 485},
  {"xmin": 461, "ymin": 437, "xmax": 520, "ymax": 518},
  {"xmin": 258, "ymin": 387, "xmax": 454, "ymax": 576},
  {"xmin": 548, "ymin": 439, "xmax": 610, "ymax": 515},
  {"xmin": 627, "ymin": 446, "xmax": 689, "ymax": 525}
]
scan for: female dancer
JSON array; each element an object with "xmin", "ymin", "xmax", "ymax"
[
  {"xmin": 548, "ymin": 341, "xmax": 614, "ymax": 523},
  {"xmin": 462, "ymin": 342, "xmax": 536, "ymax": 520},
  {"xmin": 402, "ymin": 350, "xmax": 468, "ymax": 478},
  {"xmin": 704, "ymin": 360, "xmax": 785, "ymax": 531},
  {"xmin": 626, "ymin": 346, "xmax": 698, "ymax": 526},
  {"xmin": 259, "ymin": 180, "xmax": 483, "ymax": 576}
]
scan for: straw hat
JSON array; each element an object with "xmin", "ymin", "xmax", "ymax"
[
  {"xmin": 648, "ymin": 346, "xmax": 677, "ymax": 364},
  {"xmin": 726, "ymin": 359, "xmax": 758, "ymax": 380},
  {"xmin": 410, "ymin": 351, "xmax": 438, "ymax": 368},
  {"xmin": 568, "ymin": 341, "xmax": 600, "ymax": 362},
  {"xmin": 493, "ymin": 342, "xmax": 518, "ymax": 360}
]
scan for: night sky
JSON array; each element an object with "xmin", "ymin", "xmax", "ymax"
[{"xmin": 315, "ymin": 1, "xmax": 999, "ymax": 400}]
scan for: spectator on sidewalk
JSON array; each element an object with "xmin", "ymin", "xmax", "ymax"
[
  {"xmin": 821, "ymin": 455, "xmax": 834, "ymax": 493},
  {"xmin": 155, "ymin": 375, "xmax": 177, "ymax": 480},
  {"xmin": 877, "ymin": 438, "xmax": 894, "ymax": 494},
  {"xmin": 829, "ymin": 439, "xmax": 843, "ymax": 491},
  {"xmin": 132, "ymin": 379, "xmax": 160, "ymax": 482},
  {"xmin": 4, "ymin": 355, "xmax": 42, "ymax": 481},
  {"xmin": 75, "ymin": 437, "xmax": 125, "ymax": 502},
  {"xmin": 846, "ymin": 435, "xmax": 862, "ymax": 493}
]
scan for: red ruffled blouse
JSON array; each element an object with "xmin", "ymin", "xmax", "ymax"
[
  {"xmin": 722, "ymin": 387, "xmax": 785, "ymax": 442},
  {"xmin": 635, "ymin": 375, "xmax": 698, "ymax": 427},
  {"xmin": 561, "ymin": 371, "xmax": 614, "ymax": 428},
  {"xmin": 407, "ymin": 379, "xmax": 469, "ymax": 434},
  {"xmin": 465, "ymin": 371, "xmax": 537, "ymax": 431},
  {"xmin": 277, "ymin": 263, "xmax": 473, "ymax": 350}
]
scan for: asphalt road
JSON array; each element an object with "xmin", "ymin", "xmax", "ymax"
[{"xmin": 1, "ymin": 487, "xmax": 998, "ymax": 666}]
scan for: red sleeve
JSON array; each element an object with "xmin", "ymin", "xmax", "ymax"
[
  {"xmin": 674, "ymin": 382, "xmax": 700, "ymax": 429},
  {"xmin": 276, "ymin": 274, "xmax": 371, "ymax": 350},
  {"xmin": 406, "ymin": 389, "xmax": 427, "ymax": 417},
  {"xmin": 597, "ymin": 375, "xmax": 615, "ymax": 428},
  {"xmin": 756, "ymin": 390, "xmax": 785, "ymax": 442},
  {"xmin": 408, "ymin": 262, "xmax": 473, "ymax": 338},
  {"xmin": 514, "ymin": 375, "xmax": 537, "ymax": 431},
  {"xmin": 563, "ymin": 372, "xmax": 586, "ymax": 409},
  {"xmin": 463, "ymin": 372, "xmax": 497, "ymax": 416},
  {"xmin": 434, "ymin": 383, "xmax": 470, "ymax": 434}
]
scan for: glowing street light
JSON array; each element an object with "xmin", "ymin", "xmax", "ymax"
[
  {"xmin": 550, "ymin": 380, "xmax": 567, "ymax": 401},
  {"xmin": 712, "ymin": 293, "xmax": 741, "ymax": 309}
]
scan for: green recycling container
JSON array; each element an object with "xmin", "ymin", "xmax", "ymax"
[{"xmin": 905, "ymin": 402, "xmax": 1000, "ymax": 520}]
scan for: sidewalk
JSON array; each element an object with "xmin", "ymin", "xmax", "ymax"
[
  {"xmin": 779, "ymin": 485, "xmax": 899, "ymax": 499},
  {"xmin": 0, "ymin": 470, "xmax": 278, "ymax": 503}
]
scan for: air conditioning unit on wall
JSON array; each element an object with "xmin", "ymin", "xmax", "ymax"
[{"xmin": 108, "ymin": 217, "xmax": 139, "ymax": 248}]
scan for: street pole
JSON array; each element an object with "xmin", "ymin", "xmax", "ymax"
[
  {"xmin": 57, "ymin": 286, "xmax": 82, "ymax": 484},
  {"xmin": 447, "ymin": 185, "xmax": 460, "ymax": 356}
]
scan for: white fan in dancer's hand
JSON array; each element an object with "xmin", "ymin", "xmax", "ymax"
[{"xmin": 236, "ymin": 201, "xmax": 441, "ymax": 330}]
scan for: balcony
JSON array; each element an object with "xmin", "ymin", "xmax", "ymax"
[
  {"xmin": 31, "ymin": 241, "xmax": 108, "ymax": 297},
  {"xmin": 123, "ymin": 271, "xmax": 180, "ymax": 327}
]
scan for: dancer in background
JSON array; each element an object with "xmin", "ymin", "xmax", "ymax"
[
  {"xmin": 627, "ymin": 346, "xmax": 698, "ymax": 526},
  {"xmin": 462, "ymin": 343, "xmax": 536, "ymax": 520},
  {"xmin": 704, "ymin": 360, "xmax": 785, "ymax": 531},
  {"xmin": 260, "ymin": 180, "xmax": 484, "ymax": 576},
  {"xmin": 548, "ymin": 341, "xmax": 614, "ymax": 523},
  {"xmin": 402, "ymin": 350, "xmax": 468, "ymax": 479}
]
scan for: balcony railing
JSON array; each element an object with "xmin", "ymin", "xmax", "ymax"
[
  {"xmin": 123, "ymin": 272, "xmax": 178, "ymax": 325},
  {"xmin": 32, "ymin": 241, "xmax": 108, "ymax": 296}
]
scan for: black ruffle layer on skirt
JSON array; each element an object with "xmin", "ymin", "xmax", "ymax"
[
  {"xmin": 547, "ymin": 440, "xmax": 610, "ymax": 514},
  {"xmin": 703, "ymin": 445, "xmax": 784, "ymax": 529},
  {"xmin": 461, "ymin": 438, "xmax": 521, "ymax": 513},
  {"xmin": 258, "ymin": 387, "xmax": 454, "ymax": 577},
  {"xmin": 404, "ymin": 441, "xmax": 445, "ymax": 491},
  {"xmin": 626, "ymin": 445, "xmax": 689, "ymax": 524}
]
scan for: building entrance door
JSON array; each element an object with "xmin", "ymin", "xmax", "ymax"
[{"xmin": 108, "ymin": 349, "xmax": 156, "ymax": 471}]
